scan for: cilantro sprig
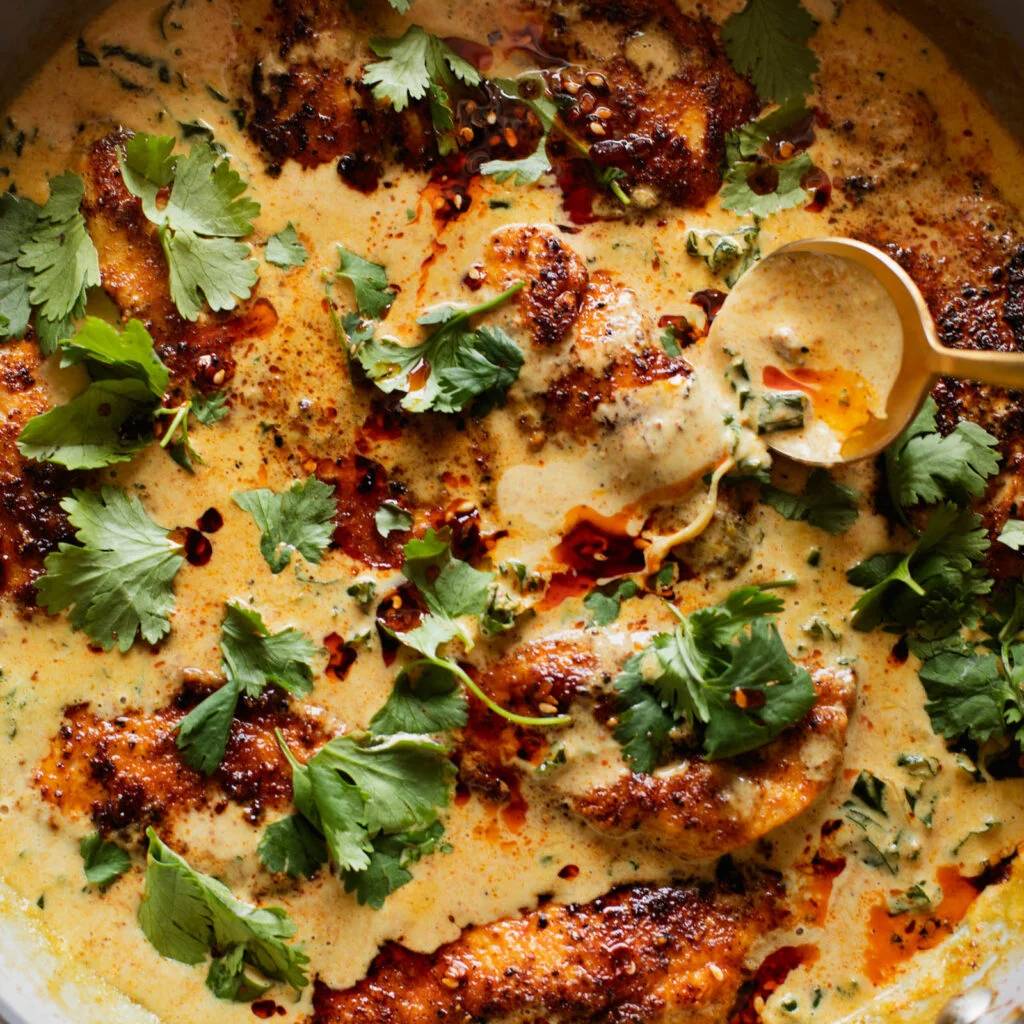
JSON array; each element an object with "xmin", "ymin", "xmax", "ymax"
[
  {"xmin": 884, "ymin": 397, "xmax": 1000, "ymax": 521},
  {"xmin": 363, "ymin": 26, "xmax": 481, "ymax": 156},
  {"xmin": 36, "ymin": 486, "xmax": 185, "ymax": 651},
  {"xmin": 722, "ymin": 0, "xmax": 820, "ymax": 105},
  {"xmin": 233, "ymin": 477, "xmax": 337, "ymax": 574},
  {"xmin": 761, "ymin": 468, "xmax": 859, "ymax": 535},
  {"xmin": 333, "ymin": 246, "xmax": 396, "ymax": 320},
  {"xmin": 349, "ymin": 282, "xmax": 525, "ymax": 414},
  {"xmin": 80, "ymin": 833, "xmax": 131, "ymax": 890},
  {"xmin": 119, "ymin": 132, "xmax": 260, "ymax": 320},
  {"xmin": 139, "ymin": 829, "xmax": 308, "ymax": 1001},
  {"xmin": 261, "ymin": 730, "xmax": 453, "ymax": 908},
  {"xmin": 266, "ymin": 223, "xmax": 308, "ymax": 268},
  {"xmin": 17, "ymin": 317, "xmax": 222, "ymax": 472},
  {"xmin": 613, "ymin": 584, "xmax": 815, "ymax": 771},
  {"xmin": 721, "ymin": 100, "xmax": 815, "ymax": 218},
  {"xmin": 382, "ymin": 529, "xmax": 565, "ymax": 728},
  {"xmin": 0, "ymin": 175, "xmax": 99, "ymax": 353},
  {"xmin": 177, "ymin": 603, "xmax": 318, "ymax": 775}
]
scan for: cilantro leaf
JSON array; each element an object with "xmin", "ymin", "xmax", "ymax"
[
  {"xmin": 267, "ymin": 729, "xmax": 453, "ymax": 905},
  {"xmin": 233, "ymin": 477, "xmax": 337, "ymax": 574},
  {"xmin": 0, "ymin": 176, "xmax": 98, "ymax": 351},
  {"xmin": 17, "ymin": 317, "xmax": 173, "ymax": 469},
  {"xmin": 17, "ymin": 173, "xmax": 100, "ymax": 326},
  {"xmin": 721, "ymin": 151, "xmax": 812, "ymax": 217},
  {"xmin": 375, "ymin": 500, "xmax": 413, "ymax": 538},
  {"xmin": 584, "ymin": 579, "xmax": 639, "ymax": 627},
  {"xmin": 58, "ymin": 316, "xmax": 170, "ymax": 397},
  {"xmin": 351, "ymin": 283, "xmax": 524, "ymax": 414},
  {"xmin": 139, "ymin": 829, "xmax": 308, "ymax": 999},
  {"xmin": 685, "ymin": 224, "xmax": 761, "ymax": 287},
  {"xmin": 258, "ymin": 815, "xmax": 327, "ymax": 880},
  {"xmin": 396, "ymin": 528, "xmax": 492, "ymax": 656},
  {"xmin": 999, "ymin": 519, "xmax": 1024, "ymax": 551},
  {"xmin": 206, "ymin": 946, "xmax": 272, "ymax": 1003},
  {"xmin": 612, "ymin": 584, "xmax": 814, "ymax": 768},
  {"xmin": 177, "ymin": 602, "xmax": 317, "ymax": 775},
  {"xmin": 722, "ymin": 0, "xmax": 820, "ymax": 104},
  {"xmin": 481, "ymin": 141, "xmax": 552, "ymax": 186},
  {"xmin": 848, "ymin": 504, "xmax": 991, "ymax": 635},
  {"xmin": 917, "ymin": 646, "xmax": 1016, "ymax": 745},
  {"xmin": 266, "ymin": 223, "xmax": 308, "ymax": 268},
  {"xmin": 369, "ymin": 662, "xmax": 468, "ymax": 734},
  {"xmin": 364, "ymin": 27, "xmax": 480, "ymax": 154},
  {"xmin": 17, "ymin": 377, "xmax": 155, "ymax": 469},
  {"xmin": 190, "ymin": 390, "xmax": 229, "ymax": 424},
  {"xmin": 612, "ymin": 651, "xmax": 674, "ymax": 773},
  {"xmin": 80, "ymin": 832, "xmax": 131, "ymax": 889},
  {"xmin": 761, "ymin": 468, "xmax": 859, "ymax": 534},
  {"xmin": 884, "ymin": 397, "xmax": 1000, "ymax": 511},
  {"xmin": 344, "ymin": 823, "xmax": 445, "ymax": 909},
  {"xmin": 163, "ymin": 229, "xmax": 259, "ymax": 321},
  {"xmin": 120, "ymin": 134, "xmax": 260, "ymax": 320},
  {"xmin": 335, "ymin": 246, "xmax": 396, "ymax": 319},
  {"xmin": 35, "ymin": 487, "xmax": 185, "ymax": 651}
]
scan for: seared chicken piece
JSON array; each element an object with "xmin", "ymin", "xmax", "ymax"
[
  {"xmin": 0, "ymin": 339, "xmax": 75, "ymax": 602},
  {"xmin": 460, "ymin": 635, "xmax": 856, "ymax": 858},
  {"xmin": 310, "ymin": 874, "xmax": 784, "ymax": 1024},
  {"xmin": 37, "ymin": 687, "xmax": 326, "ymax": 832},
  {"xmin": 574, "ymin": 667, "xmax": 856, "ymax": 857}
]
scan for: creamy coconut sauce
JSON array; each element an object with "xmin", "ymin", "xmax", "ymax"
[
  {"xmin": 709, "ymin": 251, "xmax": 903, "ymax": 463},
  {"xmin": 0, "ymin": 1, "xmax": 1023, "ymax": 1023}
]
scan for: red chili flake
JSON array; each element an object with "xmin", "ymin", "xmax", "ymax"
[
  {"xmin": 558, "ymin": 863, "xmax": 580, "ymax": 879},
  {"xmin": 183, "ymin": 528, "xmax": 213, "ymax": 567},
  {"xmin": 196, "ymin": 507, "xmax": 223, "ymax": 533}
]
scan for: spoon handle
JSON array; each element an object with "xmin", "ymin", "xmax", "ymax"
[{"xmin": 927, "ymin": 346, "xmax": 1024, "ymax": 391}]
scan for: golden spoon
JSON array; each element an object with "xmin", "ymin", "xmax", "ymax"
[{"xmin": 719, "ymin": 237, "xmax": 1024, "ymax": 466}]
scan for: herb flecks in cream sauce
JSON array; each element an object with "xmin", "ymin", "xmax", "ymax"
[{"xmin": 1, "ymin": 1, "xmax": 1024, "ymax": 1023}]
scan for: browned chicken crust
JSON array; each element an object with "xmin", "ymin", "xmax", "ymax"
[
  {"xmin": 310, "ymin": 874, "xmax": 785, "ymax": 1024},
  {"xmin": 459, "ymin": 636, "xmax": 855, "ymax": 857},
  {"xmin": 575, "ymin": 667, "xmax": 857, "ymax": 857},
  {"xmin": 36, "ymin": 686, "xmax": 325, "ymax": 832},
  {"xmin": 0, "ymin": 339, "xmax": 75, "ymax": 602}
]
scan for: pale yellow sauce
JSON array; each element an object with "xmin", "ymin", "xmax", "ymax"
[
  {"xmin": 709, "ymin": 251, "xmax": 903, "ymax": 463},
  {"xmin": 0, "ymin": 1, "xmax": 1022, "ymax": 1023}
]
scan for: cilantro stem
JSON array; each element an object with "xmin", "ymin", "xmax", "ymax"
[
  {"xmin": 421, "ymin": 656, "xmax": 571, "ymax": 728},
  {"xmin": 547, "ymin": 122, "xmax": 630, "ymax": 207},
  {"xmin": 441, "ymin": 281, "xmax": 525, "ymax": 330},
  {"xmin": 156, "ymin": 401, "xmax": 190, "ymax": 449},
  {"xmin": 608, "ymin": 179, "xmax": 631, "ymax": 206}
]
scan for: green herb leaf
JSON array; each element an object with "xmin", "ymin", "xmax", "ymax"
[
  {"xmin": 35, "ymin": 487, "xmax": 185, "ymax": 651},
  {"xmin": 190, "ymin": 390, "xmax": 229, "ymax": 425},
  {"xmin": 612, "ymin": 584, "xmax": 814, "ymax": 767},
  {"xmin": 58, "ymin": 316, "xmax": 169, "ymax": 397},
  {"xmin": 234, "ymin": 477, "xmax": 337, "ymax": 574},
  {"xmin": 999, "ymin": 519, "xmax": 1024, "ymax": 551},
  {"xmin": 17, "ymin": 173, "xmax": 100, "ymax": 327},
  {"xmin": 884, "ymin": 397, "xmax": 1000, "ymax": 512},
  {"xmin": 363, "ymin": 27, "xmax": 480, "ymax": 154},
  {"xmin": 761, "ymin": 468, "xmax": 859, "ymax": 534},
  {"xmin": 344, "ymin": 823, "xmax": 445, "ymax": 909},
  {"xmin": 177, "ymin": 602, "xmax": 317, "ymax": 775},
  {"xmin": 481, "ymin": 141, "xmax": 552, "ymax": 186},
  {"xmin": 120, "ymin": 134, "xmax": 260, "ymax": 320},
  {"xmin": 583, "ymin": 579, "xmax": 640, "ymax": 627},
  {"xmin": 17, "ymin": 377, "xmax": 155, "ymax": 470},
  {"xmin": 335, "ymin": 246, "xmax": 396, "ymax": 319},
  {"xmin": 369, "ymin": 662, "xmax": 469, "ymax": 734},
  {"xmin": 206, "ymin": 946, "xmax": 272, "ymax": 1002},
  {"xmin": 374, "ymin": 500, "xmax": 413, "ymax": 538},
  {"xmin": 685, "ymin": 224, "xmax": 761, "ymax": 287},
  {"xmin": 267, "ymin": 729, "xmax": 453, "ymax": 905},
  {"xmin": 722, "ymin": 0, "xmax": 820, "ymax": 104},
  {"xmin": 80, "ymin": 832, "xmax": 131, "ymax": 889},
  {"xmin": 257, "ymin": 815, "xmax": 327, "ymax": 880},
  {"xmin": 848, "ymin": 504, "xmax": 991, "ymax": 636},
  {"xmin": 266, "ymin": 223, "xmax": 308, "ymax": 268},
  {"xmin": 139, "ymin": 829, "xmax": 308, "ymax": 999},
  {"xmin": 721, "ymin": 151, "xmax": 812, "ymax": 218},
  {"xmin": 351, "ymin": 284, "xmax": 524, "ymax": 414}
]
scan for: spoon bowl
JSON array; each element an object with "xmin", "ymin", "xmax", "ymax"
[{"xmin": 746, "ymin": 238, "xmax": 1024, "ymax": 465}]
